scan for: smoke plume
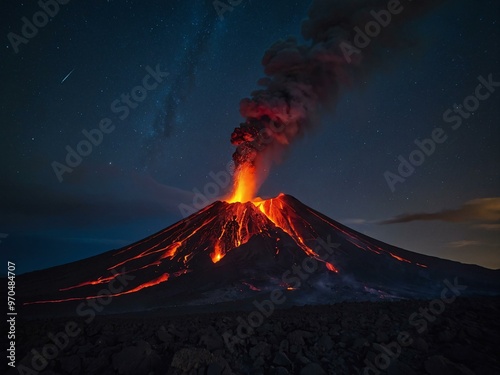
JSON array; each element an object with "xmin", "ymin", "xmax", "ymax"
[{"xmin": 230, "ymin": 0, "xmax": 447, "ymax": 194}]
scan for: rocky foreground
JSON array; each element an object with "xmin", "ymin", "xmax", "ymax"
[{"xmin": 8, "ymin": 297, "xmax": 500, "ymax": 375}]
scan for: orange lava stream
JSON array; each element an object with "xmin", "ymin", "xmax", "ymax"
[
  {"xmin": 159, "ymin": 242, "xmax": 182, "ymax": 260},
  {"xmin": 253, "ymin": 197, "xmax": 319, "ymax": 257},
  {"xmin": 303, "ymin": 206, "xmax": 420, "ymax": 266},
  {"xmin": 325, "ymin": 262, "xmax": 339, "ymax": 273},
  {"xmin": 59, "ymin": 261, "xmax": 165, "ymax": 292},
  {"xmin": 389, "ymin": 252, "xmax": 412, "ymax": 263},
  {"xmin": 242, "ymin": 281, "xmax": 261, "ymax": 291},
  {"xmin": 25, "ymin": 273, "xmax": 170, "ymax": 305}
]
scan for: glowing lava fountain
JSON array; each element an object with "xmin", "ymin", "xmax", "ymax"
[{"xmin": 225, "ymin": 164, "xmax": 259, "ymax": 204}]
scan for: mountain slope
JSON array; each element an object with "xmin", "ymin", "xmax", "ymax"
[{"xmin": 17, "ymin": 194, "xmax": 500, "ymax": 316}]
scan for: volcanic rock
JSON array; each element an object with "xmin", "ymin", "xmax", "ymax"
[{"xmin": 424, "ymin": 355, "xmax": 475, "ymax": 375}]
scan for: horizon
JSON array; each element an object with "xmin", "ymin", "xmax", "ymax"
[{"xmin": 5, "ymin": 192, "xmax": 500, "ymax": 276}]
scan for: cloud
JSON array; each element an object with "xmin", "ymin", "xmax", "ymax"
[
  {"xmin": 0, "ymin": 166, "xmax": 195, "ymax": 227},
  {"xmin": 54, "ymin": 237, "xmax": 131, "ymax": 246},
  {"xmin": 474, "ymin": 224, "xmax": 500, "ymax": 231},
  {"xmin": 380, "ymin": 198, "xmax": 500, "ymax": 225},
  {"xmin": 342, "ymin": 218, "xmax": 369, "ymax": 225},
  {"xmin": 447, "ymin": 240, "xmax": 482, "ymax": 248}
]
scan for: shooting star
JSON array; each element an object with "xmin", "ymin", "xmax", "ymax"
[{"xmin": 61, "ymin": 68, "xmax": 75, "ymax": 84}]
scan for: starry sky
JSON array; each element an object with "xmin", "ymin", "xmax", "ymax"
[{"xmin": 1, "ymin": 0, "xmax": 499, "ymax": 274}]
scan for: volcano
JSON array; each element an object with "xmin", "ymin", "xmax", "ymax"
[{"xmin": 18, "ymin": 194, "xmax": 500, "ymax": 316}]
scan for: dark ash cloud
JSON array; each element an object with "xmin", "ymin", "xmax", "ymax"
[{"xmin": 230, "ymin": 0, "xmax": 448, "ymax": 191}]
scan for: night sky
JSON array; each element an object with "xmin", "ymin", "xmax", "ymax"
[{"xmin": 1, "ymin": 0, "xmax": 499, "ymax": 274}]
